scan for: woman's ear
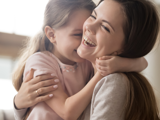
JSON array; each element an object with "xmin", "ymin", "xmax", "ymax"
[{"xmin": 44, "ymin": 26, "xmax": 56, "ymax": 43}]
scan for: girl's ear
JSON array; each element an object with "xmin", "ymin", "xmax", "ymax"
[{"xmin": 44, "ymin": 26, "xmax": 56, "ymax": 43}]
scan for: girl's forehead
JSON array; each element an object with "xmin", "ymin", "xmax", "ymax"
[{"xmin": 64, "ymin": 9, "xmax": 91, "ymax": 29}]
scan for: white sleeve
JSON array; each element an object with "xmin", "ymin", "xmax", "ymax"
[
  {"xmin": 90, "ymin": 73, "xmax": 127, "ymax": 120},
  {"xmin": 13, "ymin": 96, "xmax": 27, "ymax": 120}
]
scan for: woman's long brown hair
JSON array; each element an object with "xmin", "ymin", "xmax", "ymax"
[{"xmin": 98, "ymin": 0, "xmax": 160, "ymax": 120}]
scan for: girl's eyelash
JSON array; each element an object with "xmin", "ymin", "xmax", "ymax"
[
  {"xmin": 74, "ymin": 34, "xmax": 82, "ymax": 36},
  {"xmin": 90, "ymin": 14, "xmax": 96, "ymax": 19},
  {"xmin": 102, "ymin": 25, "xmax": 110, "ymax": 33}
]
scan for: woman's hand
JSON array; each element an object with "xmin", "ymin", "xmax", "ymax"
[{"xmin": 14, "ymin": 69, "xmax": 59, "ymax": 110}]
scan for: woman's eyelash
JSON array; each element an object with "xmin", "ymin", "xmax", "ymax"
[
  {"xmin": 90, "ymin": 14, "xmax": 110, "ymax": 33},
  {"xmin": 102, "ymin": 25, "xmax": 110, "ymax": 33},
  {"xmin": 90, "ymin": 15, "xmax": 96, "ymax": 19}
]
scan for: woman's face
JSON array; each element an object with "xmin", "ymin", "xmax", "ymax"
[{"xmin": 77, "ymin": 0, "xmax": 125, "ymax": 63}]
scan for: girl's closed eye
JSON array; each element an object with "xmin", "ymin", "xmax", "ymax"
[
  {"xmin": 102, "ymin": 25, "xmax": 110, "ymax": 33},
  {"xmin": 74, "ymin": 33, "xmax": 82, "ymax": 37}
]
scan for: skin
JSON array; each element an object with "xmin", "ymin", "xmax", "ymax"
[
  {"xmin": 45, "ymin": 9, "xmax": 91, "ymax": 65},
  {"xmin": 36, "ymin": 1, "xmax": 127, "ymax": 119},
  {"xmin": 77, "ymin": 0, "xmax": 125, "ymax": 64},
  {"xmin": 14, "ymin": 1, "xmax": 148, "ymax": 119},
  {"xmin": 14, "ymin": 69, "xmax": 59, "ymax": 109}
]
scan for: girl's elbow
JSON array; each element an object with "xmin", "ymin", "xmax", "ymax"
[
  {"xmin": 144, "ymin": 58, "xmax": 148, "ymax": 69},
  {"xmin": 142, "ymin": 57, "xmax": 148, "ymax": 70}
]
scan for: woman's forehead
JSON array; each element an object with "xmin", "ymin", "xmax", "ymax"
[{"xmin": 96, "ymin": 0, "xmax": 125, "ymax": 31}]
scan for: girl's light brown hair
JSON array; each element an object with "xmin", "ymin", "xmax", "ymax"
[
  {"xmin": 98, "ymin": 0, "xmax": 160, "ymax": 120},
  {"xmin": 12, "ymin": 0, "xmax": 95, "ymax": 91}
]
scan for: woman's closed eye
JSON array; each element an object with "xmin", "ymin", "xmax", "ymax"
[
  {"xmin": 90, "ymin": 14, "xmax": 110, "ymax": 33},
  {"xmin": 90, "ymin": 14, "xmax": 96, "ymax": 19},
  {"xmin": 102, "ymin": 25, "xmax": 110, "ymax": 33}
]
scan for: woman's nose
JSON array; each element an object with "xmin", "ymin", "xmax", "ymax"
[{"xmin": 85, "ymin": 23, "xmax": 96, "ymax": 35}]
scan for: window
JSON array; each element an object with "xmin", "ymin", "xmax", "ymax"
[{"xmin": 0, "ymin": 0, "xmax": 48, "ymax": 36}]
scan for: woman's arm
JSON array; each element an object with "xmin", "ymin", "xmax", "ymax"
[
  {"xmin": 13, "ymin": 69, "xmax": 58, "ymax": 120},
  {"xmin": 23, "ymin": 52, "xmax": 103, "ymax": 120},
  {"xmin": 96, "ymin": 56, "xmax": 148, "ymax": 76},
  {"xmin": 45, "ymin": 72, "xmax": 103, "ymax": 120}
]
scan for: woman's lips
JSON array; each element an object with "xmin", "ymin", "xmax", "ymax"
[
  {"xmin": 82, "ymin": 36, "xmax": 96, "ymax": 48},
  {"xmin": 82, "ymin": 39, "xmax": 95, "ymax": 48}
]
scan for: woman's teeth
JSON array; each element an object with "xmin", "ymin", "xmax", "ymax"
[{"xmin": 84, "ymin": 37, "xmax": 96, "ymax": 47}]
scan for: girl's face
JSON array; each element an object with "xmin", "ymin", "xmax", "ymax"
[
  {"xmin": 77, "ymin": 0, "xmax": 125, "ymax": 63},
  {"xmin": 52, "ymin": 9, "xmax": 91, "ymax": 65}
]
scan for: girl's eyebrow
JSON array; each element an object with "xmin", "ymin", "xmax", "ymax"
[
  {"xmin": 94, "ymin": 10, "xmax": 115, "ymax": 32},
  {"xmin": 72, "ymin": 29, "xmax": 82, "ymax": 32}
]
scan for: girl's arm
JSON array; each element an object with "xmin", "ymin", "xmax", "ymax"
[
  {"xmin": 13, "ymin": 69, "xmax": 58, "ymax": 120},
  {"xmin": 96, "ymin": 56, "xmax": 148, "ymax": 76},
  {"xmin": 23, "ymin": 52, "xmax": 103, "ymax": 120},
  {"xmin": 45, "ymin": 72, "xmax": 103, "ymax": 120}
]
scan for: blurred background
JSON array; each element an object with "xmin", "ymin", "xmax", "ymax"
[{"xmin": 0, "ymin": 0, "xmax": 160, "ymax": 119}]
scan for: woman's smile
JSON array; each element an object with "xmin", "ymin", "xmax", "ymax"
[{"xmin": 77, "ymin": 0, "xmax": 125, "ymax": 63}]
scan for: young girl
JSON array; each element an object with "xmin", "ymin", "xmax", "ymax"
[{"xmin": 12, "ymin": 0, "xmax": 147, "ymax": 120}]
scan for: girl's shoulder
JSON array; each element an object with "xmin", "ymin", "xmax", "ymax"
[
  {"xmin": 26, "ymin": 51, "xmax": 57, "ymax": 63},
  {"xmin": 25, "ymin": 51, "xmax": 60, "ymax": 72},
  {"xmin": 79, "ymin": 60, "xmax": 93, "ymax": 71},
  {"xmin": 24, "ymin": 51, "xmax": 60, "ymax": 80}
]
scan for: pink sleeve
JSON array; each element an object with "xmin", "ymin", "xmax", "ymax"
[{"xmin": 23, "ymin": 52, "xmax": 58, "ymax": 81}]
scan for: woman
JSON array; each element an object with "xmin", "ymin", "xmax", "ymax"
[
  {"xmin": 14, "ymin": 0, "xmax": 160, "ymax": 120},
  {"xmin": 77, "ymin": 0, "xmax": 159, "ymax": 119}
]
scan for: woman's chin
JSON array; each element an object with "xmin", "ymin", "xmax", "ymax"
[
  {"xmin": 77, "ymin": 48, "xmax": 95, "ymax": 63},
  {"xmin": 77, "ymin": 48, "xmax": 87, "ymax": 59}
]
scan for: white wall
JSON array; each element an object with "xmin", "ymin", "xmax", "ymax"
[{"xmin": 144, "ymin": 44, "xmax": 160, "ymax": 110}]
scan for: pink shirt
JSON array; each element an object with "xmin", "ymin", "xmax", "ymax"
[{"xmin": 23, "ymin": 51, "xmax": 93, "ymax": 120}]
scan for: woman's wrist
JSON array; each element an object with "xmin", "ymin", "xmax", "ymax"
[
  {"xmin": 14, "ymin": 95, "xmax": 20, "ymax": 110},
  {"xmin": 14, "ymin": 94, "xmax": 25, "ymax": 110}
]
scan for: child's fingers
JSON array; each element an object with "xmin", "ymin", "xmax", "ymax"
[
  {"xmin": 96, "ymin": 64, "xmax": 108, "ymax": 71},
  {"xmin": 97, "ymin": 68, "xmax": 108, "ymax": 76},
  {"xmin": 98, "ymin": 56, "xmax": 112, "ymax": 60},
  {"xmin": 96, "ymin": 59, "xmax": 108, "ymax": 66}
]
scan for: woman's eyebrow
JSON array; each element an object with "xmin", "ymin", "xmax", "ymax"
[
  {"xmin": 94, "ymin": 10, "xmax": 115, "ymax": 32},
  {"xmin": 93, "ymin": 10, "xmax": 97, "ymax": 16},
  {"xmin": 102, "ymin": 20, "xmax": 115, "ymax": 32}
]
